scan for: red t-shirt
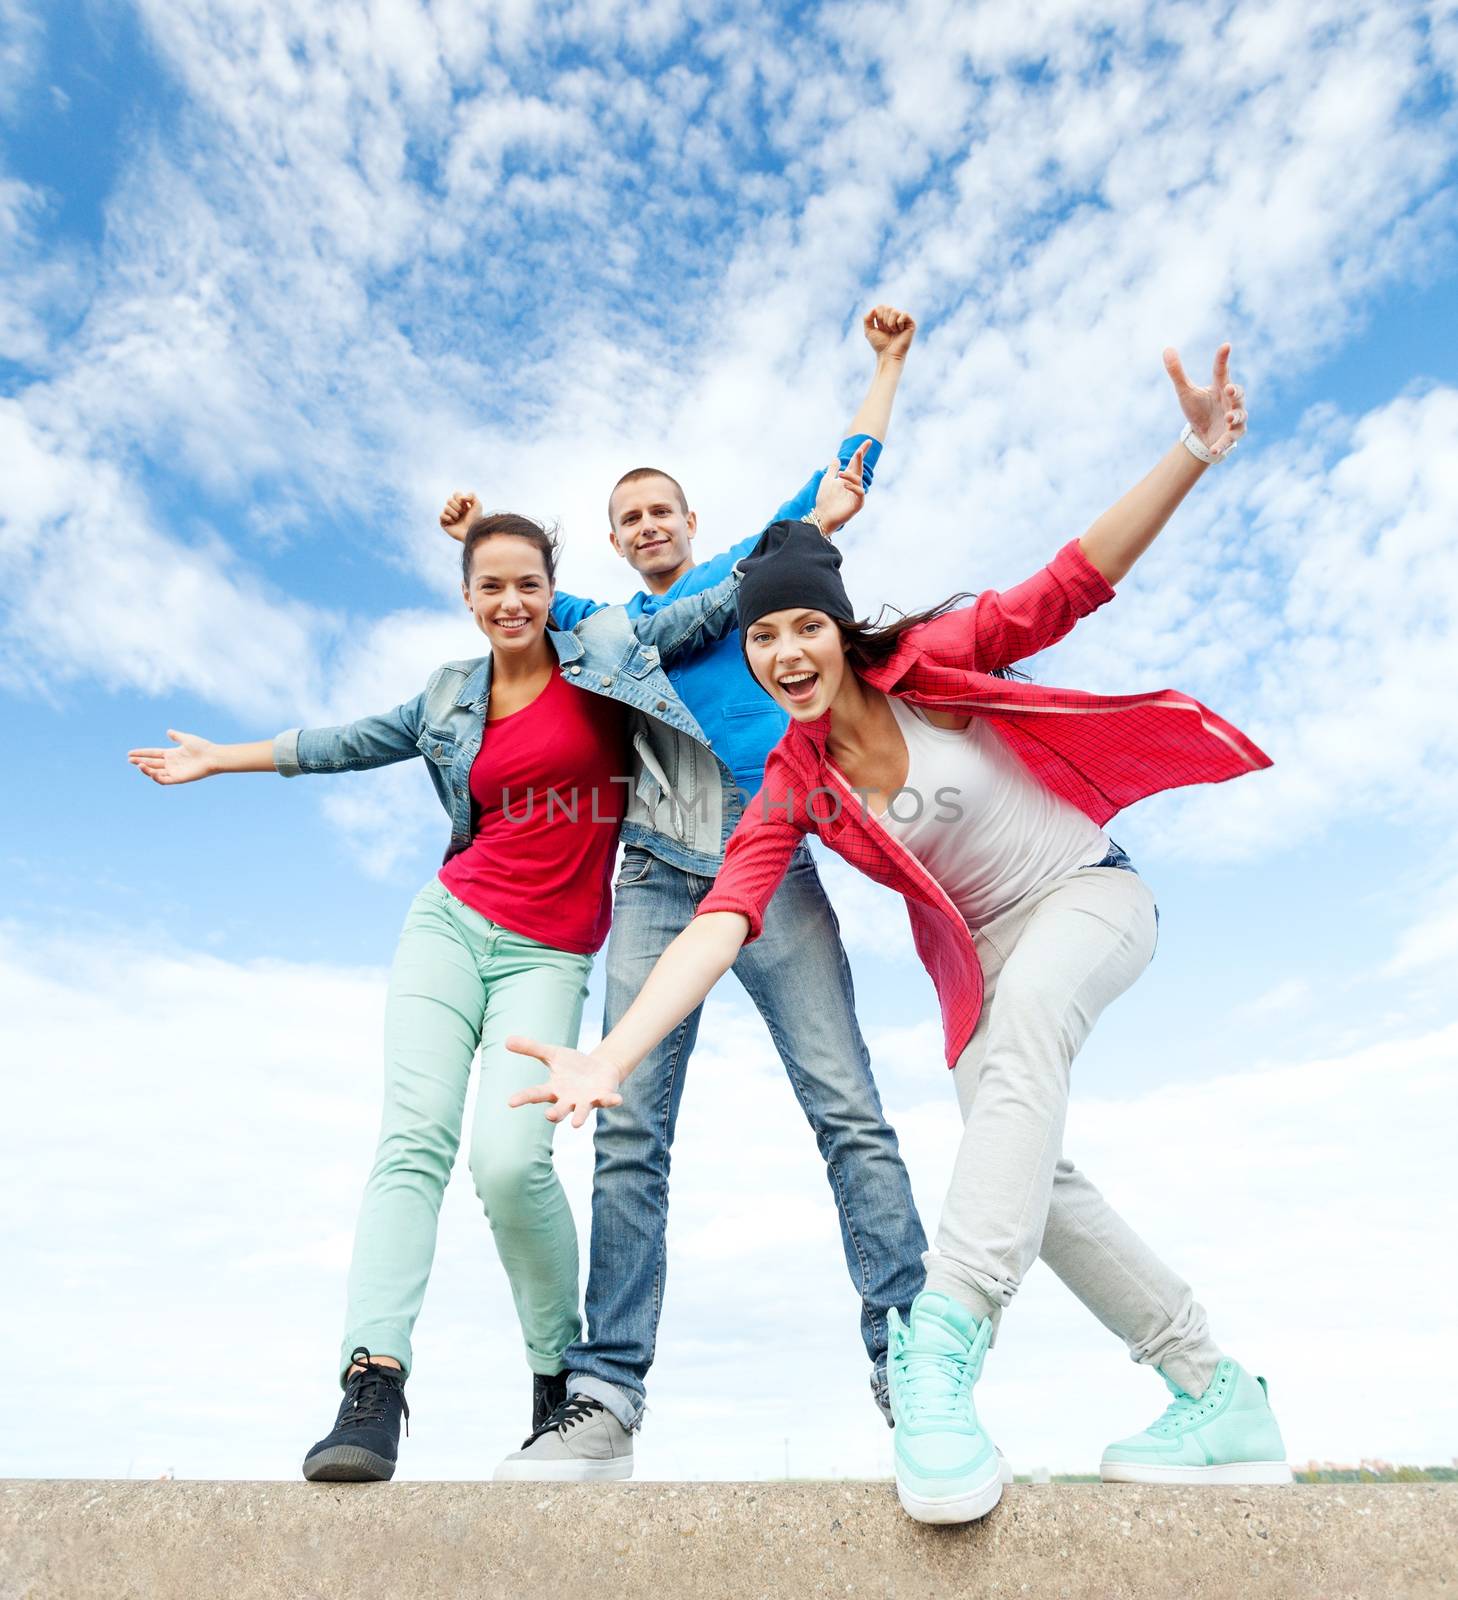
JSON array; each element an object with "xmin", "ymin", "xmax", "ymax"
[{"xmin": 438, "ymin": 670, "xmax": 630, "ymax": 955}]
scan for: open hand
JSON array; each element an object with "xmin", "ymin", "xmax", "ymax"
[
  {"xmin": 1163, "ymin": 343, "xmax": 1247, "ymax": 460},
  {"xmin": 439, "ymin": 491, "xmax": 481, "ymax": 543},
  {"xmin": 506, "ymin": 1036, "xmax": 625, "ymax": 1127},
  {"xmin": 812, "ymin": 438, "xmax": 871, "ymax": 536},
  {"xmin": 127, "ymin": 730, "xmax": 217, "ymax": 785},
  {"xmin": 864, "ymin": 305, "xmax": 916, "ymax": 363}
]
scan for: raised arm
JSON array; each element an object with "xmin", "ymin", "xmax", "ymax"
[
  {"xmin": 911, "ymin": 343, "xmax": 1249, "ymax": 673},
  {"xmin": 1078, "ymin": 343, "xmax": 1247, "ymax": 586},
  {"xmin": 757, "ymin": 307, "xmax": 917, "ymax": 529},
  {"xmin": 845, "ymin": 304, "xmax": 916, "ymax": 444},
  {"xmin": 689, "ymin": 305, "xmax": 917, "ymax": 583}
]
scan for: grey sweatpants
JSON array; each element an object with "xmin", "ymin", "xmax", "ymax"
[{"xmin": 922, "ymin": 864, "xmax": 1223, "ymax": 1396}]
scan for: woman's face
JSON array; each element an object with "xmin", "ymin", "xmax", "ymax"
[
  {"xmin": 745, "ymin": 608, "xmax": 846, "ymax": 721},
  {"xmin": 462, "ymin": 536, "xmax": 553, "ymax": 654}
]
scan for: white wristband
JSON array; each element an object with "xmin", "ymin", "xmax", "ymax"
[{"xmin": 1180, "ymin": 421, "xmax": 1234, "ymax": 465}]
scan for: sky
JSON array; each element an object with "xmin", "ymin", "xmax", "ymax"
[{"xmin": 2, "ymin": 0, "xmax": 1456, "ymax": 1483}]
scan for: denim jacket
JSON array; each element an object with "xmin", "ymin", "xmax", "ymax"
[{"xmin": 273, "ymin": 567, "xmax": 745, "ymax": 864}]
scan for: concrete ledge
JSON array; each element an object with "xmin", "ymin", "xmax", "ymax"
[{"xmin": 3, "ymin": 1481, "xmax": 1454, "ymax": 1600}]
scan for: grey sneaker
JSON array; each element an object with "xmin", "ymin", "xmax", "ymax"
[
  {"xmin": 872, "ymin": 1361, "xmax": 893, "ymax": 1427},
  {"xmin": 494, "ymin": 1395, "xmax": 634, "ymax": 1482}
]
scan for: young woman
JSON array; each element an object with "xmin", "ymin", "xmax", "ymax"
[
  {"xmin": 507, "ymin": 346, "xmax": 1293, "ymax": 1523},
  {"xmin": 125, "ymin": 505, "xmax": 779, "ymax": 1482}
]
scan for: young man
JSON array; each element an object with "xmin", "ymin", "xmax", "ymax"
[{"xmin": 439, "ymin": 308, "xmax": 925, "ymax": 1479}]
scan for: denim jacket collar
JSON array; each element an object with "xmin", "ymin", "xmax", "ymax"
[{"xmin": 452, "ymin": 628, "xmax": 587, "ymax": 712}]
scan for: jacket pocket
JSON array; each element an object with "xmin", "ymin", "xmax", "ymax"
[
  {"xmin": 625, "ymin": 644, "xmax": 663, "ymax": 679},
  {"xmin": 416, "ymin": 728, "xmax": 457, "ymax": 768}
]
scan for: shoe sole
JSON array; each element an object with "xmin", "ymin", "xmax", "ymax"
[
  {"xmin": 303, "ymin": 1444, "xmax": 396, "ymax": 1482},
  {"xmin": 1099, "ymin": 1459, "xmax": 1293, "ymax": 1485},
  {"xmin": 896, "ymin": 1460, "xmax": 1005, "ymax": 1525},
  {"xmin": 493, "ymin": 1457, "xmax": 633, "ymax": 1482}
]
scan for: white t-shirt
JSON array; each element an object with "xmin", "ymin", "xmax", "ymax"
[{"xmin": 876, "ymin": 695, "xmax": 1110, "ymax": 930}]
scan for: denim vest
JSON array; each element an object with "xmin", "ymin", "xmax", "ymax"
[{"xmin": 273, "ymin": 568, "xmax": 746, "ymax": 867}]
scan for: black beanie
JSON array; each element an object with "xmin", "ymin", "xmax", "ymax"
[{"xmin": 737, "ymin": 519, "xmax": 857, "ymax": 665}]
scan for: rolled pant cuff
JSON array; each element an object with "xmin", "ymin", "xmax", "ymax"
[
  {"xmin": 568, "ymin": 1374, "xmax": 643, "ymax": 1430},
  {"xmin": 921, "ymin": 1258, "xmax": 1004, "ymax": 1332},
  {"xmin": 870, "ymin": 1365, "xmax": 892, "ymax": 1425},
  {"xmin": 1155, "ymin": 1343, "xmax": 1223, "ymax": 1398},
  {"xmin": 527, "ymin": 1344, "xmax": 576, "ymax": 1379}
]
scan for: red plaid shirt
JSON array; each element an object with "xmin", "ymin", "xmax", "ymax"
[{"xmin": 697, "ymin": 540, "xmax": 1272, "ymax": 1067}]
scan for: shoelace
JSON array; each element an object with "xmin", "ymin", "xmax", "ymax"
[
  {"xmin": 522, "ymin": 1394, "xmax": 602, "ymax": 1449},
  {"xmin": 342, "ymin": 1360, "xmax": 411, "ymax": 1438},
  {"xmin": 1147, "ymin": 1390, "xmax": 1197, "ymax": 1437},
  {"xmin": 895, "ymin": 1346, "xmax": 971, "ymax": 1423}
]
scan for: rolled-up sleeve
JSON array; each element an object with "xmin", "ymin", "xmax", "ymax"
[
  {"xmin": 273, "ymin": 728, "xmax": 304, "ymax": 777},
  {"xmin": 273, "ymin": 688, "xmax": 429, "ymax": 777},
  {"xmin": 912, "ymin": 540, "xmax": 1116, "ymax": 672}
]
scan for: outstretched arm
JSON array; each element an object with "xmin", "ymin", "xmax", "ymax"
[
  {"xmin": 509, "ymin": 754, "xmax": 806, "ymax": 1125},
  {"xmin": 506, "ymin": 912, "xmax": 749, "ymax": 1126},
  {"xmin": 128, "ymin": 732, "xmax": 275, "ymax": 784},
  {"xmin": 130, "ymin": 689, "xmax": 432, "ymax": 786},
  {"xmin": 845, "ymin": 304, "xmax": 916, "ymax": 444},
  {"xmin": 1078, "ymin": 343, "xmax": 1247, "ymax": 586}
]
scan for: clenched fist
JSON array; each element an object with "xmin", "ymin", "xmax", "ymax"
[
  {"xmin": 439, "ymin": 491, "xmax": 481, "ymax": 543},
  {"xmin": 864, "ymin": 304, "xmax": 916, "ymax": 363}
]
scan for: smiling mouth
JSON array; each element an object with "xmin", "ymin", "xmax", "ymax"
[
  {"xmin": 778, "ymin": 670, "xmax": 819, "ymax": 705},
  {"xmin": 638, "ymin": 538, "xmax": 669, "ymax": 554},
  {"xmin": 494, "ymin": 617, "xmax": 531, "ymax": 633}
]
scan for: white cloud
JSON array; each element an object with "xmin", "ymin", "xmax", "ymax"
[
  {"xmin": 1112, "ymin": 385, "xmax": 1458, "ymax": 860},
  {"xmin": 0, "ymin": 401, "xmax": 335, "ymax": 721},
  {"xmin": 2, "ymin": 919, "xmax": 1453, "ymax": 1480},
  {"xmin": 1, "ymin": 0, "xmax": 1454, "ymax": 883},
  {"xmin": 1231, "ymin": 977, "xmax": 1314, "ymax": 1024},
  {"xmin": 810, "ymin": 843, "xmax": 921, "ymax": 966},
  {"xmin": 0, "ymin": 0, "xmax": 40, "ymax": 116},
  {"xmin": 1385, "ymin": 866, "xmax": 1458, "ymax": 978}
]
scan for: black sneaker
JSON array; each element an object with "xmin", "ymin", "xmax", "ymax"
[
  {"xmin": 302, "ymin": 1346, "xmax": 410, "ymax": 1482},
  {"xmin": 532, "ymin": 1371, "xmax": 569, "ymax": 1435}
]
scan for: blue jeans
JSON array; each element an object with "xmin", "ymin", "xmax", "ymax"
[{"xmin": 565, "ymin": 841, "xmax": 928, "ymax": 1427}]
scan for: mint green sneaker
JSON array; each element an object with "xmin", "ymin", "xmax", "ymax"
[
  {"xmin": 1100, "ymin": 1359, "xmax": 1292, "ymax": 1484},
  {"xmin": 888, "ymin": 1290, "xmax": 1004, "ymax": 1524}
]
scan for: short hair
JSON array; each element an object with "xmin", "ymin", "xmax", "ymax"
[
  {"xmin": 461, "ymin": 512, "xmax": 560, "ymax": 587},
  {"xmin": 608, "ymin": 467, "xmax": 688, "ymax": 526}
]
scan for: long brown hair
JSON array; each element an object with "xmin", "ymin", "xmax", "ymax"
[{"xmin": 838, "ymin": 594, "xmax": 1028, "ymax": 680}]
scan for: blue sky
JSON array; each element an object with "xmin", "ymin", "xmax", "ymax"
[{"xmin": 2, "ymin": 0, "xmax": 1457, "ymax": 1482}]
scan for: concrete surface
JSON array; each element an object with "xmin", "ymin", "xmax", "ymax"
[{"xmin": 2, "ymin": 1480, "xmax": 1455, "ymax": 1599}]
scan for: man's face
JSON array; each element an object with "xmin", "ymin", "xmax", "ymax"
[{"xmin": 608, "ymin": 475, "xmax": 697, "ymax": 581}]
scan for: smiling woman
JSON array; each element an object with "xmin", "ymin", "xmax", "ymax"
[{"xmin": 124, "ymin": 509, "xmax": 750, "ymax": 1485}]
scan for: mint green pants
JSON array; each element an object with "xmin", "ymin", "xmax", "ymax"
[{"xmin": 339, "ymin": 879, "xmax": 592, "ymax": 1382}]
